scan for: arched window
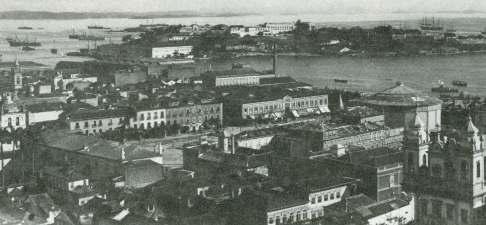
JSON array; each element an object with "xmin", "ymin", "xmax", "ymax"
[{"xmin": 477, "ymin": 161, "xmax": 481, "ymax": 178}]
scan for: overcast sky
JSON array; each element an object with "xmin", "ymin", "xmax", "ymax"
[{"xmin": 0, "ymin": 0, "xmax": 483, "ymax": 13}]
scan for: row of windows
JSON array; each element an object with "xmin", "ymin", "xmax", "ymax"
[
  {"xmin": 6, "ymin": 117, "xmax": 21, "ymax": 126},
  {"xmin": 75, "ymin": 118, "xmax": 123, "ymax": 129},
  {"xmin": 244, "ymin": 98, "xmax": 328, "ymax": 115},
  {"xmin": 269, "ymin": 209, "xmax": 324, "ymax": 225},
  {"xmin": 311, "ymin": 191, "xmax": 341, "ymax": 204},
  {"xmin": 420, "ymin": 199, "xmax": 468, "ymax": 223},
  {"xmin": 166, "ymin": 106, "xmax": 220, "ymax": 118},
  {"xmin": 135, "ymin": 111, "xmax": 164, "ymax": 121},
  {"xmin": 133, "ymin": 115, "xmax": 220, "ymax": 129}
]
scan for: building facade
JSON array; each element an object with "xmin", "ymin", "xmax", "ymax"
[
  {"xmin": 152, "ymin": 46, "xmax": 193, "ymax": 59},
  {"xmin": 66, "ymin": 109, "xmax": 130, "ymax": 135},
  {"xmin": 130, "ymin": 102, "xmax": 222, "ymax": 132},
  {"xmin": 241, "ymin": 94, "xmax": 329, "ymax": 119}
]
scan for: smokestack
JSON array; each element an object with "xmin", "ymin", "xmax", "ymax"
[{"xmin": 272, "ymin": 42, "xmax": 277, "ymax": 76}]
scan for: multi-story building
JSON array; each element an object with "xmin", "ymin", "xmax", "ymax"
[
  {"xmin": 224, "ymin": 85, "xmax": 329, "ymax": 122},
  {"xmin": 274, "ymin": 121, "xmax": 403, "ymax": 158},
  {"xmin": 65, "ymin": 108, "xmax": 130, "ymax": 135},
  {"xmin": 129, "ymin": 98, "xmax": 222, "ymax": 132},
  {"xmin": 201, "ymin": 65, "xmax": 276, "ymax": 88},
  {"xmin": 265, "ymin": 22, "xmax": 295, "ymax": 34},
  {"xmin": 235, "ymin": 177, "xmax": 359, "ymax": 225},
  {"xmin": 0, "ymin": 102, "xmax": 27, "ymax": 130},
  {"xmin": 404, "ymin": 117, "xmax": 486, "ymax": 225}
]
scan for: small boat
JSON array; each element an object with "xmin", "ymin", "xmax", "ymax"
[
  {"xmin": 88, "ymin": 25, "xmax": 108, "ymax": 29},
  {"xmin": 431, "ymin": 86, "xmax": 458, "ymax": 93},
  {"xmin": 6, "ymin": 36, "xmax": 41, "ymax": 47},
  {"xmin": 334, "ymin": 79, "xmax": 348, "ymax": 83},
  {"xmin": 18, "ymin": 26, "xmax": 33, "ymax": 30},
  {"xmin": 452, "ymin": 80, "xmax": 467, "ymax": 87},
  {"xmin": 51, "ymin": 48, "xmax": 58, "ymax": 54},
  {"xmin": 22, "ymin": 46, "xmax": 35, "ymax": 51}
]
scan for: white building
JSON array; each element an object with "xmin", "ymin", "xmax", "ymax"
[
  {"xmin": 66, "ymin": 109, "xmax": 130, "ymax": 135},
  {"xmin": 152, "ymin": 46, "xmax": 193, "ymax": 59},
  {"xmin": 26, "ymin": 102, "xmax": 64, "ymax": 125},
  {"xmin": 0, "ymin": 103, "xmax": 26, "ymax": 130}
]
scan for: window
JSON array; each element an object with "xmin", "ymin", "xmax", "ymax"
[
  {"xmin": 477, "ymin": 161, "xmax": 481, "ymax": 178},
  {"xmin": 7, "ymin": 118, "xmax": 11, "ymax": 126},
  {"xmin": 269, "ymin": 218, "xmax": 274, "ymax": 224},
  {"xmin": 154, "ymin": 112, "xmax": 158, "ymax": 119},
  {"xmin": 99, "ymin": 120, "xmax": 102, "ymax": 126},
  {"xmin": 108, "ymin": 119, "xmax": 113, "ymax": 126},
  {"xmin": 289, "ymin": 213, "xmax": 294, "ymax": 222},
  {"xmin": 311, "ymin": 197, "xmax": 315, "ymax": 204},
  {"xmin": 99, "ymin": 129, "xmax": 102, "ymax": 133},
  {"xmin": 15, "ymin": 117, "xmax": 19, "ymax": 126},
  {"xmin": 446, "ymin": 204, "xmax": 454, "ymax": 220},
  {"xmin": 324, "ymin": 194, "xmax": 328, "ymax": 201},
  {"xmin": 317, "ymin": 196, "xmax": 322, "ymax": 203},
  {"xmin": 147, "ymin": 122, "xmax": 152, "ymax": 129},
  {"xmin": 75, "ymin": 122, "xmax": 80, "ymax": 129},
  {"xmin": 336, "ymin": 191, "xmax": 341, "ymax": 198},
  {"xmin": 432, "ymin": 200, "xmax": 442, "ymax": 217},
  {"xmin": 134, "ymin": 124, "xmax": 138, "ymax": 129},
  {"xmin": 302, "ymin": 211, "xmax": 307, "ymax": 219},
  {"xmin": 330, "ymin": 193, "xmax": 335, "ymax": 200},
  {"xmin": 85, "ymin": 130, "xmax": 88, "ymax": 135},
  {"xmin": 432, "ymin": 165, "xmax": 442, "ymax": 177},
  {"xmin": 296, "ymin": 212, "xmax": 301, "ymax": 221},
  {"xmin": 140, "ymin": 113, "xmax": 145, "ymax": 121},
  {"xmin": 461, "ymin": 209, "xmax": 468, "ymax": 223},
  {"xmin": 276, "ymin": 216, "xmax": 280, "ymax": 225},
  {"xmin": 84, "ymin": 122, "xmax": 88, "ymax": 128},
  {"xmin": 147, "ymin": 112, "xmax": 151, "ymax": 120}
]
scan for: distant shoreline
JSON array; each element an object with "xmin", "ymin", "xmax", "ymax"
[{"xmin": 0, "ymin": 11, "xmax": 258, "ymax": 20}]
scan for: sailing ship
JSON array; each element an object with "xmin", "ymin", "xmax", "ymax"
[
  {"xmin": 419, "ymin": 17, "xmax": 443, "ymax": 31},
  {"xmin": 6, "ymin": 36, "xmax": 41, "ymax": 47}
]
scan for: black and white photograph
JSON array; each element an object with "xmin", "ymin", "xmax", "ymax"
[{"xmin": 0, "ymin": 0, "xmax": 485, "ymax": 224}]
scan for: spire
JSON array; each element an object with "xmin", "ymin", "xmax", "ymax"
[
  {"xmin": 467, "ymin": 116, "xmax": 479, "ymax": 134},
  {"xmin": 338, "ymin": 94, "xmax": 344, "ymax": 110}
]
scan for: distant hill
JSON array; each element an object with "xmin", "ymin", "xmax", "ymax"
[{"xmin": 0, "ymin": 10, "xmax": 257, "ymax": 20}]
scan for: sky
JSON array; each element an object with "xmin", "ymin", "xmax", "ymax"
[{"xmin": 0, "ymin": 0, "xmax": 484, "ymax": 14}]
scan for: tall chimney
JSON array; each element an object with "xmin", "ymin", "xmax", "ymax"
[{"xmin": 272, "ymin": 42, "xmax": 277, "ymax": 76}]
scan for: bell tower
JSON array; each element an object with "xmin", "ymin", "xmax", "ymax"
[
  {"xmin": 404, "ymin": 113, "xmax": 429, "ymax": 174},
  {"xmin": 12, "ymin": 56, "xmax": 22, "ymax": 91}
]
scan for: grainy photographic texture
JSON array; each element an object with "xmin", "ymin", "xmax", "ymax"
[{"xmin": 0, "ymin": 1, "xmax": 485, "ymax": 225}]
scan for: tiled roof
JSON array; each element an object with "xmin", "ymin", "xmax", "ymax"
[
  {"xmin": 41, "ymin": 130, "xmax": 160, "ymax": 161},
  {"xmin": 67, "ymin": 108, "xmax": 131, "ymax": 121},
  {"xmin": 26, "ymin": 102, "xmax": 64, "ymax": 113}
]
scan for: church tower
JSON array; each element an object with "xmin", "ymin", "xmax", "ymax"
[
  {"xmin": 11, "ymin": 56, "xmax": 22, "ymax": 91},
  {"xmin": 404, "ymin": 113, "xmax": 430, "ymax": 174}
]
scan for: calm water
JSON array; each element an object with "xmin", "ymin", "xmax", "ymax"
[
  {"xmin": 221, "ymin": 55, "xmax": 486, "ymax": 96},
  {"xmin": 1, "ymin": 14, "xmax": 486, "ymax": 95}
]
